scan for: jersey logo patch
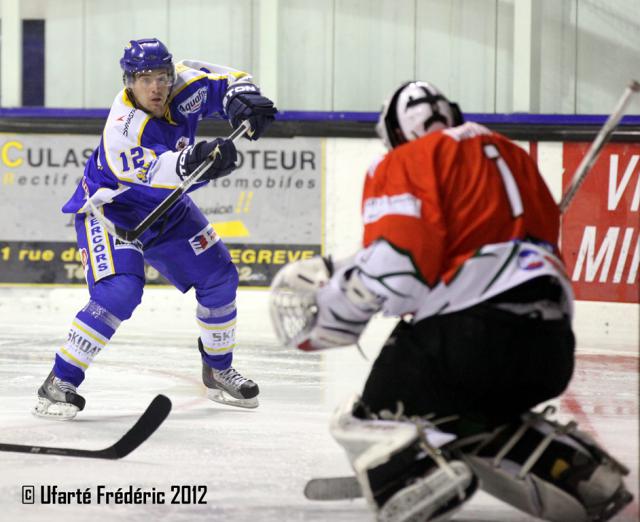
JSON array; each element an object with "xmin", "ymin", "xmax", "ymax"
[
  {"xmin": 362, "ymin": 193, "xmax": 422, "ymax": 225},
  {"xmin": 517, "ymin": 249, "xmax": 544, "ymax": 271},
  {"xmin": 117, "ymin": 109, "xmax": 137, "ymax": 137},
  {"xmin": 136, "ymin": 161, "xmax": 154, "ymax": 183},
  {"xmin": 189, "ymin": 224, "xmax": 220, "ymax": 255},
  {"xmin": 177, "ymin": 87, "xmax": 208, "ymax": 115},
  {"xmin": 84, "ymin": 215, "xmax": 115, "ymax": 282},
  {"xmin": 175, "ymin": 136, "xmax": 189, "ymax": 151}
]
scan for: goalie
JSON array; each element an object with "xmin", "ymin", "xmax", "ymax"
[{"xmin": 270, "ymin": 81, "xmax": 632, "ymax": 521}]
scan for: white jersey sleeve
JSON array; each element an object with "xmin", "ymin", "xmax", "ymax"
[
  {"xmin": 353, "ymin": 239, "xmax": 574, "ymax": 321},
  {"xmin": 176, "ymin": 59, "xmax": 251, "ymax": 84}
]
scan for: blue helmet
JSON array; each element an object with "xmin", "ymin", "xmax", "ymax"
[{"xmin": 120, "ymin": 38, "xmax": 174, "ymax": 85}]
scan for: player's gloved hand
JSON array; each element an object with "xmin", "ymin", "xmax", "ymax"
[
  {"xmin": 223, "ymin": 82, "xmax": 277, "ymax": 140},
  {"xmin": 176, "ymin": 138, "xmax": 237, "ymax": 181},
  {"xmin": 298, "ymin": 266, "xmax": 380, "ymax": 351}
]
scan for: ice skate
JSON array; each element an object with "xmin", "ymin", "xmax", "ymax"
[
  {"xmin": 199, "ymin": 340, "xmax": 259, "ymax": 409},
  {"xmin": 33, "ymin": 371, "xmax": 86, "ymax": 420}
]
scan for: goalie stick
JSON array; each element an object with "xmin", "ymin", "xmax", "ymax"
[
  {"xmin": 87, "ymin": 120, "xmax": 251, "ymax": 243},
  {"xmin": 0, "ymin": 394, "xmax": 171, "ymax": 460},
  {"xmin": 559, "ymin": 79, "xmax": 640, "ymax": 213},
  {"xmin": 304, "ymin": 475, "xmax": 362, "ymax": 501}
]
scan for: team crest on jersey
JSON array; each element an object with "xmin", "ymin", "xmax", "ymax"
[
  {"xmin": 177, "ymin": 87, "xmax": 208, "ymax": 115},
  {"xmin": 175, "ymin": 136, "xmax": 189, "ymax": 151},
  {"xmin": 517, "ymin": 249, "xmax": 544, "ymax": 271},
  {"xmin": 189, "ymin": 224, "xmax": 219, "ymax": 255},
  {"xmin": 136, "ymin": 161, "xmax": 154, "ymax": 183}
]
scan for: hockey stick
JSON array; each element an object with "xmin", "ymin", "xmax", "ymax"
[
  {"xmin": 304, "ymin": 475, "xmax": 362, "ymax": 501},
  {"xmin": 559, "ymin": 80, "xmax": 640, "ymax": 213},
  {"xmin": 0, "ymin": 394, "xmax": 171, "ymax": 459},
  {"xmin": 87, "ymin": 120, "xmax": 251, "ymax": 243}
]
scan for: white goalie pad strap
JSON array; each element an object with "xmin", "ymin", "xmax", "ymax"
[
  {"xmin": 378, "ymin": 461, "xmax": 474, "ymax": 522},
  {"xmin": 329, "ymin": 395, "xmax": 422, "ymax": 465},
  {"xmin": 330, "ymin": 396, "xmax": 472, "ymax": 521}
]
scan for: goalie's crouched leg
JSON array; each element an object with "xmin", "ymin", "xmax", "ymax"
[
  {"xmin": 330, "ymin": 396, "xmax": 477, "ymax": 522},
  {"xmin": 458, "ymin": 408, "xmax": 633, "ymax": 522}
]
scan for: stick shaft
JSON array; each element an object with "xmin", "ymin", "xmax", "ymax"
[
  {"xmin": 87, "ymin": 120, "xmax": 251, "ymax": 242},
  {"xmin": 126, "ymin": 120, "xmax": 250, "ymax": 239},
  {"xmin": 559, "ymin": 80, "xmax": 640, "ymax": 213}
]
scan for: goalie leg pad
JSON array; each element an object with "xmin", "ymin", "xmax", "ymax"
[
  {"xmin": 378, "ymin": 460, "xmax": 475, "ymax": 522},
  {"xmin": 461, "ymin": 409, "xmax": 633, "ymax": 522},
  {"xmin": 330, "ymin": 396, "xmax": 477, "ymax": 522}
]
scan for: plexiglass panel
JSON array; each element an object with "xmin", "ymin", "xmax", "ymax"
[{"xmin": 7, "ymin": 0, "xmax": 640, "ymax": 113}]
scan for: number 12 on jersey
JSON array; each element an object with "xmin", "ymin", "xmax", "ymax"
[{"xmin": 119, "ymin": 147, "xmax": 145, "ymax": 172}]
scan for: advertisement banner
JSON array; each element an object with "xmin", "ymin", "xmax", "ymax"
[
  {"xmin": 0, "ymin": 134, "xmax": 323, "ymax": 287},
  {"xmin": 562, "ymin": 143, "xmax": 639, "ymax": 303}
]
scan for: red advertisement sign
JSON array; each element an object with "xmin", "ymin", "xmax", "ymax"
[{"xmin": 562, "ymin": 143, "xmax": 639, "ymax": 303}]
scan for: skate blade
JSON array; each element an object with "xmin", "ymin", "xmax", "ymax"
[
  {"xmin": 207, "ymin": 388, "xmax": 259, "ymax": 409},
  {"xmin": 32, "ymin": 396, "xmax": 79, "ymax": 421}
]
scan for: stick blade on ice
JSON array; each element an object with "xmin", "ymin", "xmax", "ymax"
[{"xmin": 0, "ymin": 394, "xmax": 172, "ymax": 460}]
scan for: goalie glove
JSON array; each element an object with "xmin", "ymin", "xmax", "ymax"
[{"xmin": 269, "ymin": 256, "xmax": 382, "ymax": 351}]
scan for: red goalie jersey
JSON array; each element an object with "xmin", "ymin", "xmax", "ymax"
[{"xmin": 362, "ymin": 122, "xmax": 561, "ymax": 287}]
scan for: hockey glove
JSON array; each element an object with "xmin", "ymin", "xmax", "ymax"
[
  {"xmin": 176, "ymin": 138, "xmax": 237, "ymax": 181},
  {"xmin": 223, "ymin": 82, "xmax": 277, "ymax": 140},
  {"xmin": 300, "ymin": 266, "xmax": 381, "ymax": 351},
  {"xmin": 269, "ymin": 256, "xmax": 381, "ymax": 351}
]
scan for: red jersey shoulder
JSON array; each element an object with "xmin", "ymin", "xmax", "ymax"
[{"xmin": 370, "ymin": 130, "xmax": 449, "ymax": 181}]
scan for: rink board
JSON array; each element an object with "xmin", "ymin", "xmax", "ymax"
[
  {"xmin": 0, "ymin": 134, "xmax": 638, "ymax": 350},
  {"xmin": 0, "ymin": 134, "xmax": 323, "ymax": 287}
]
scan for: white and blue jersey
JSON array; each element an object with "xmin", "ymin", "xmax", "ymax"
[
  {"xmin": 52, "ymin": 61, "xmax": 251, "ymax": 385},
  {"xmin": 62, "ymin": 60, "xmax": 250, "ymax": 224}
]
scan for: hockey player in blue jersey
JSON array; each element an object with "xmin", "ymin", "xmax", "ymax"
[{"xmin": 34, "ymin": 38, "xmax": 277, "ymax": 419}]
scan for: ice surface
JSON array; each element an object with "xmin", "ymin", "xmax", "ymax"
[{"xmin": 0, "ymin": 287, "xmax": 637, "ymax": 521}]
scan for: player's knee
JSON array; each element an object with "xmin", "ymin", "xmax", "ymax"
[
  {"xmin": 462, "ymin": 408, "xmax": 632, "ymax": 522},
  {"xmin": 91, "ymin": 274, "xmax": 144, "ymax": 321},
  {"xmin": 195, "ymin": 261, "xmax": 238, "ymax": 308}
]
